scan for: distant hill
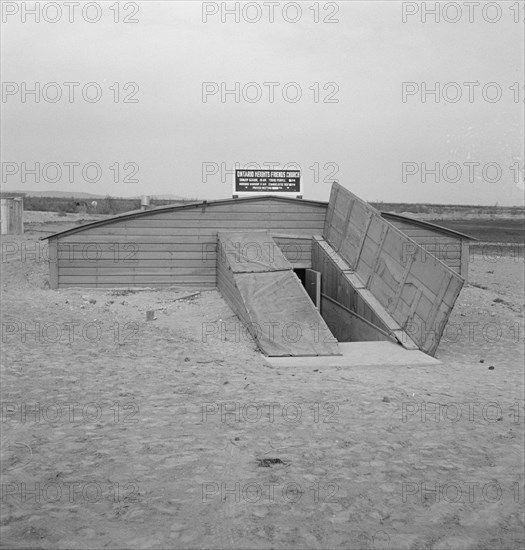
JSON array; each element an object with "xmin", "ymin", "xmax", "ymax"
[
  {"xmin": 370, "ymin": 202, "xmax": 524, "ymax": 220},
  {"xmin": 151, "ymin": 194, "xmax": 193, "ymax": 201},
  {"xmin": 4, "ymin": 190, "xmax": 109, "ymax": 199},
  {"xmin": 4, "ymin": 191, "xmax": 523, "ymax": 219},
  {"xmin": 2, "ymin": 190, "xmax": 191, "ymax": 201}
]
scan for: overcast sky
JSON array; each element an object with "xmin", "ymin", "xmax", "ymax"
[{"xmin": 1, "ymin": 0, "xmax": 524, "ymax": 205}]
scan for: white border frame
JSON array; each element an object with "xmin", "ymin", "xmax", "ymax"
[{"xmin": 232, "ymin": 169, "xmax": 302, "ymax": 199}]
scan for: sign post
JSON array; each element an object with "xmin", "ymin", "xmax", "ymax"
[{"xmin": 233, "ymin": 169, "xmax": 302, "ymax": 198}]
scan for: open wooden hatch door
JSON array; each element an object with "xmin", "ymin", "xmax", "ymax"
[{"xmin": 320, "ymin": 183, "xmax": 465, "ymax": 356}]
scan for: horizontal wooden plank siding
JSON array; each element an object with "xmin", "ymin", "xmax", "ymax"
[
  {"xmin": 48, "ymin": 194, "xmax": 471, "ymax": 290},
  {"xmin": 52, "ymin": 198, "xmax": 326, "ymax": 288},
  {"xmin": 58, "ymin": 275, "xmax": 217, "ymax": 285}
]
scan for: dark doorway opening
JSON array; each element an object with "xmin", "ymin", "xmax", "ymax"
[
  {"xmin": 294, "ymin": 268, "xmax": 306, "ymax": 287},
  {"xmin": 294, "ymin": 268, "xmax": 321, "ymax": 310}
]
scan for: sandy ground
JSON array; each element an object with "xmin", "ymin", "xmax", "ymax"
[{"xmin": 0, "ymin": 217, "xmax": 524, "ymax": 550}]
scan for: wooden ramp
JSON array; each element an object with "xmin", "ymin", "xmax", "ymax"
[{"xmin": 217, "ymin": 231, "xmax": 340, "ymax": 357}]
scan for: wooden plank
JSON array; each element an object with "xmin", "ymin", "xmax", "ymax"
[
  {"xmin": 275, "ymin": 243, "xmax": 312, "ymax": 264},
  {"xmin": 440, "ymin": 273, "xmax": 464, "ymax": 310},
  {"xmin": 355, "ymin": 230, "xmax": 377, "ymax": 277},
  {"xmin": 56, "ymin": 243, "xmax": 312, "ymax": 258},
  {"xmin": 56, "ymin": 225, "xmax": 324, "ymax": 239},
  {"xmin": 273, "ymin": 241, "xmax": 313, "ymax": 250},
  {"xmin": 99, "ymin": 219, "xmax": 322, "ymax": 230},
  {"xmin": 364, "ymin": 215, "xmax": 386, "ymax": 245},
  {"xmin": 373, "ymin": 249, "xmax": 455, "ymax": 302},
  {"xmin": 368, "ymin": 256, "xmax": 411, "ymax": 306},
  {"xmin": 338, "ymin": 198, "xmax": 355, "ymax": 251},
  {"xmin": 73, "ymin": 222, "xmax": 325, "ymax": 235},
  {"xmin": 431, "ymin": 256, "xmax": 461, "ymax": 266},
  {"xmin": 59, "ymin": 261, "xmax": 217, "ymax": 270},
  {"xmin": 385, "ymin": 217, "xmax": 468, "ymax": 242},
  {"xmin": 142, "ymin": 201, "xmax": 328, "ymax": 214},
  {"xmin": 217, "ymin": 253, "xmax": 251, "ymax": 328},
  {"xmin": 312, "ymin": 237, "xmax": 353, "ymax": 273},
  {"xmin": 323, "ymin": 185, "xmax": 338, "ymax": 241},
  {"xmin": 357, "ymin": 288, "xmax": 406, "ymax": 332},
  {"xmin": 152, "ymin": 203, "xmax": 328, "ymax": 214},
  {"xmin": 118, "ymin": 213, "xmax": 326, "ymax": 224},
  {"xmin": 388, "ymin": 250, "xmax": 416, "ymax": 314},
  {"xmin": 425, "ymin": 303, "xmax": 449, "ymax": 356},
  {"xmin": 59, "ymin": 281, "xmax": 216, "ymax": 288},
  {"xmin": 321, "ymin": 294, "xmax": 395, "ymax": 342},
  {"xmin": 356, "ymin": 294, "xmax": 419, "ymax": 347},
  {"xmin": 352, "ymin": 212, "xmax": 373, "ymax": 269},
  {"xmin": 57, "ymin": 235, "xmax": 217, "ymax": 243},
  {"xmin": 422, "ymin": 274, "xmax": 452, "ymax": 351},
  {"xmin": 338, "ymin": 227, "xmax": 362, "ymax": 267},
  {"xmin": 53, "ymin": 242, "xmax": 216, "ymax": 251},
  {"xmin": 388, "ymin": 227, "xmax": 460, "ymax": 240},
  {"xmin": 407, "ymin": 256, "xmax": 450, "ymax": 295},
  {"xmin": 218, "ymin": 231, "xmax": 291, "ymax": 273},
  {"xmin": 59, "ymin": 267, "xmax": 216, "ymax": 276},
  {"xmin": 386, "ymin": 220, "xmax": 420, "ymax": 232},
  {"xmin": 417, "ymin": 243, "xmax": 462, "ymax": 259},
  {"xmin": 58, "ymin": 275, "xmax": 217, "ymax": 284},
  {"xmin": 460, "ymin": 240, "xmax": 469, "ymax": 280},
  {"xmin": 277, "ymin": 246, "xmax": 312, "ymax": 261},
  {"xmin": 405, "ymin": 288, "xmax": 423, "ymax": 327},
  {"xmin": 283, "ymin": 260, "xmax": 311, "ymax": 269},
  {"xmin": 48, "ymin": 239, "xmax": 58, "ymax": 289},
  {"xmin": 272, "ymin": 233, "xmax": 318, "ymax": 240},
  {"xmin": 56, "ymin": 231, "xmax": 322, "ymax": 243},
  {"xmin": 366, "ymin": 225, "xmax": 389, "ymax": 288},
  {"xmin": 59, "ymin": 253, "xmax": 217, "ymax": 263}
]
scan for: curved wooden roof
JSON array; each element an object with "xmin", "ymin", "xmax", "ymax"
[
  {"xmin": 42, "ymin": 195, "xmax": 475, "ymax": 241},
  {"xmin": 41, "ymin": 196, "xmax": 327, "ymax": 240}
]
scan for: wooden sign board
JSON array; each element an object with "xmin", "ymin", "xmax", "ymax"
[{"xmin": 233, "ymin": 169, "xmax": 302, "ymax": 198}]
